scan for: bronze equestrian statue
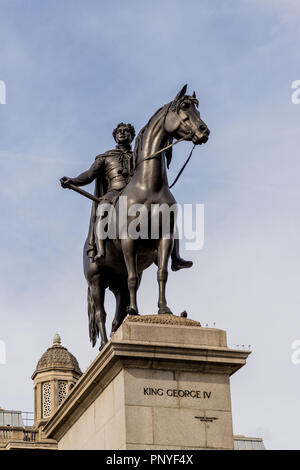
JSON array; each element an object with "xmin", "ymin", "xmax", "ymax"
[{"xmin": 60, "ymin": 85, "xmax": 210, "ymax": 350}]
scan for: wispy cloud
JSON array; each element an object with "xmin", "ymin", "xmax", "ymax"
[{"xmin": 0, "ymin": 0, "xmax": 300, "ymax": 449}]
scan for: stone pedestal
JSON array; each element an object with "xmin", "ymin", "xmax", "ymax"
[{"xmin": 43, "ymin": 315, "xmax": 250, "ymax": 450}]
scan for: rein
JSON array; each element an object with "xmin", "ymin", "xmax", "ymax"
[
  {"xmin": 135, "ymin": 136, "xmax": 196, "ymax": 189},
  {"xmin": 135, "ymin": 136, "xmax": 186, "ymax": 164},
  {"xmin": 169, "ymin": 144, "xmax": 196, "ymax": 189},
  {"xmin": 63, "ymin": 138, "xmax": 196, "ymax": 204}
]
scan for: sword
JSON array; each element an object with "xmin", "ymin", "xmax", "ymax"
[{"xmin": 60, "ymin": 181, "xmax": 101, "ymax": 203}]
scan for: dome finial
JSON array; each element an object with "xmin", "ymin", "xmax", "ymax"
[{"xmin": 53, "ymin": 333, "xmax": 61, "ymax": 345}]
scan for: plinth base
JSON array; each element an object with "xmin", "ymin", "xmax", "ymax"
[{"xmin": 43, "ymin": 315, "xmax": 250, "ymax": 450}]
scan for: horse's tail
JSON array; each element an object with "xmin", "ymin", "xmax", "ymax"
[{"xmin": 87, "ymin": 287, "xmax": 98, "ymax": 347}]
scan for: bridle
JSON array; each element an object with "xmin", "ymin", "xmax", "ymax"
[{"xmin": 135, "ymin": 99, "xmax": 198, "ymax": 188}]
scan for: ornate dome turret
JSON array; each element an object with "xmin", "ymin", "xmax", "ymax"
[
  {"xmin": 32, "ymin": 334, "xmax": 82, "ymax": 379},
  {"xmin": 32, "ymin": 334, "xmax": 82, "ymax": 428}
]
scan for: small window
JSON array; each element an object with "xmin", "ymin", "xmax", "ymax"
[
  {"xmin": 58, "ymin": 381, "xmax": 67, "ymax": 405},
  {"xmin": 42, "ymin": 382, "xmax": 51, "ymax": 418}
]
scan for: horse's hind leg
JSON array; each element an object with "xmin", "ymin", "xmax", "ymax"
[
  {"xmin": 90, "ymin": 274, "xmax": 108, "ymax": 350},
  {"xmin": 157, "ymin": 238, "xmax": 173, "ymax": 315},
  {"xmin": 111, "ymin": 285, "xmax": 129, "ymax": 335}
]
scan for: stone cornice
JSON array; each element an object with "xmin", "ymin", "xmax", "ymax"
[{"xmin": 43, "ymin": 329, "xmax": 250, "ymax": 441}]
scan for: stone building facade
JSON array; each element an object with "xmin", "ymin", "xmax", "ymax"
[
  {"xmin": 0, "ymin": 334, "xmax": 81, "ymax": 450},
  {"xmin": 0, "ymin": 325, "xmax": 265, "ymax": 450}
]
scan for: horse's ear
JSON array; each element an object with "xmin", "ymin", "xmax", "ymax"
[
  {"xmin": 174, "ymin": 84, "xmax": 187, "ymax": 102},
  {"xmin": 192, "ymin": 91, "xmax": 196, "ymax": 98}
]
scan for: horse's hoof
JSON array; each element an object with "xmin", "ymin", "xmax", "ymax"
[
  {"xmin": 111, "ymin": 324, "xmax": 119, "ymax": 335},
  {"xmin": 99, "ymin": 341, "xmax": 107, "ymax": 351},
  {"xmin": 158, "ymin": 306, "xmax": 173, "ymax": 315},
  {"xmin": 126, "ymin": 306, "xmax": 139, "ymax": 316}
]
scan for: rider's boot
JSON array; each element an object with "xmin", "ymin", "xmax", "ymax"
[
  {"xmin": 171, "ymin": 238, "xmax": 193, "ymax": 272},
  {"xmin": 94, "ymin": 237, "xmax": 105, "ymax": 263},
  {"xmin": 94, "ymin": 214, "xmax": 106, "ymax": 263}
]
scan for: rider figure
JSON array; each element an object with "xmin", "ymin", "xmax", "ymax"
[{"xmin": 60, "ymin": 123, "xmax": 192, "ymax": 271}]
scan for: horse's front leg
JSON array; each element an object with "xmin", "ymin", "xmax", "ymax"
[
  {"xmin": 157, "ymin": 237, "xmax": 173, "ymax": 314},
  {"xmin": 121, "ymin": 238, "xmax": 139, "ymax": 316}
]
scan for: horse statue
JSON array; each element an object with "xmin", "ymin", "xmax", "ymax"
[{"xmin": 84, "ymin": 84, "xmax": 210, "ymax": 350}]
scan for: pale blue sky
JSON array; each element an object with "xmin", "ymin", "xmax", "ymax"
[{"xmin": 0, "ymin": 0, "xmax": 300, "ymax": 449}]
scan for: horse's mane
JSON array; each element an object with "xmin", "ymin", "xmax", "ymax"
[{"xmin": 131, "ymin": 102, "xmax": 173, "ymax": 173}]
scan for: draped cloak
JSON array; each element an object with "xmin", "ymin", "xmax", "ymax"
[{"xmin": 86, "ymin": 148, "xmax": 132, "ymax": 258}]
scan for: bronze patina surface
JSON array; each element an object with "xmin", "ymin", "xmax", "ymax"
[{"xmin": 60, "ymin": 85, "xmax": 210, "ymax": 350}]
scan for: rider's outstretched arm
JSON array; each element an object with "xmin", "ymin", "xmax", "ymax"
[{"xmin": 70, "ymin": 155, "xmax": 104, "ymax": 187}]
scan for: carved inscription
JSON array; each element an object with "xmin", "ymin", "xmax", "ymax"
[{"xmin": 143, "ymin": 387, "xmax": 212, "ymax": 399}]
